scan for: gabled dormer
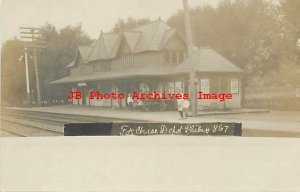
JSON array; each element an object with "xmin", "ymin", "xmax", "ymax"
[
  {"xmin": 117, "ymin": 19, "xmax": 187, "ymax": 68},
  {"xmin": 66, "ymin": 45, "xmax": 93, "ymax": 75},
  {"xmin": 68, "ymin": 19, "xmax": 188, "ymax": 75},
  {"xmin": 86, "ymin": 31, "xmax": 121, "ymax": 72},
  {"xmin": 161, "ymin": 30, "xmax": 187, "ymax": 65},
  {"xmin": 121, "ymin": 19, "xmax": 186, "ymax": 53},
  {"xmin": 88, "ymin": 31, "xmax": 121, "ymax": 62}
]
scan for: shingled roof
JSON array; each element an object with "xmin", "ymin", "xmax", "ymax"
[
  {"xmin": 88, "ymin": 20, "xmax": 181, "ymax": 61},
  {"xmin": 51, "ymin": 47, "xmax": 243, "ymax": 85},
  {"xmin": 78, "ymin": 45, "xmax": 93, "ymax": 62},
  {"xmin": 66, "ymin": 45, "xmax": 93, "ymax": 68},
  {"xmin": 126, "ymin": 20, "xmax": 176, "ymax": 52},
  {"xmin": 53, "ymin": 21, "xmax": 243, "ymax": 85},
  {"xmin": 51, "ymin": 63, "xmax": 188, "ymax": 84},
  {"xmin": 88, "ymin": 32, "xmax": 121, "ymax": 61},
  {"xmin": 174, "ymin": 48, "xmax": 244, "ymax": 73}
]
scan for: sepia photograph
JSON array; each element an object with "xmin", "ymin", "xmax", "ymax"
[
  {"xmin": 1, "ymin": 0, "xmax": 299, "ymax": 137},
  {"xmin": 0, "ymin": 0, "xmax": 300, "ymax": 191}
]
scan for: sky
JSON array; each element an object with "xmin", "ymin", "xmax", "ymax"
[{"xmin": 1, "ymin": 0, "xmax": 222, "ymax": 45}]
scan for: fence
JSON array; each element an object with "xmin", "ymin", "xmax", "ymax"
[{"xmin": 244, "ymin": 87, "xmax": 300, "ymax": 110}]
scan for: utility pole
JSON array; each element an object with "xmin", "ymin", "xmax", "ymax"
[
  {"xmin": 183, "ymin": 0, "xmax": 198, "ymax": 117},
  {"xmin": 24, "ymin": 47, "xmax": 31, "ymax": 106},
  {"xmin": 20, "ymin": 27, "xmax": 46, "ymax": 107}
]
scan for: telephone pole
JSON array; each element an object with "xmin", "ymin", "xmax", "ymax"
[
  {"xmin": 183, "ymin": 0, "xmax": 198, "ymax": 117},
  {"xmin": 20, "ymin": 27, "xmax": 46, "ymax": 107},
  {"xmin": 24, "ymin": 47, "xmax": 31, "ymax": 106}
]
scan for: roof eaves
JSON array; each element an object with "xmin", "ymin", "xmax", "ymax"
[
  {"xmin": 203, "ymin": 48, "xmax": 244, "ymax": 72},
  {"xmin": 86, "ymin": 47, "xmax": 93, "ymax": 62},
  {"xmin": 78, "ymin": 45, "xmax": 93, "ymax": 62},
  {"xmin": 101, "ymin": 33, "xmax": 109, "ymax": 59},
  {"xmin": 147, "ymin": 20, "xmax": 162, "ymax": 50},
  {"xmin": 108, "ymin": 34, "xmax": 122, "ymax": 58},
  {"xmin": 131, "ymin": 19, "xmax": 160, "ymax": 31},
  {"xmin": 123, "ymin": 31, "xmax": 142, "ymax": 53},
  {"xmin": 66, "ymin": 60, "xmax": 75, "ymax": 68},
  {"xmin": 71, "ymin": 48, "xmax": 80, "ymax": 67},
  {"xmin": 132, "ymin": 33, "xmax": 143, "ymax": 53},
  {"xmin": 87, "ymin": 34, "xmax": 102, "ymax": 62},
  {"xmin": 159, "ymin": 28, "xmax": 176, "ymax": 50}
]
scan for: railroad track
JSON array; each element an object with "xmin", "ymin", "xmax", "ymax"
[
  {"xmin": 0, "ymin": 127, "xmax": 26, "ymax": 137},
  {"xmin": 2, "ymin": 112, "xmax": 94, "ymax": 125},
  {"xmin": 2, "ymin": 109, "xmax": 147, "ymax": 123},
  {"xmin": 0, "ymin": 119, "xmax": 63, "ymax": 137},
  {"xmin": 1, "ymin": 108, "xmax": 147, "ymax": 137}
]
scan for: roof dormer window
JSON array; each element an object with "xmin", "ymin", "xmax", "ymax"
[{"xmin": 164, "ymin": 49, "xmax": 184, "ymax": 65}]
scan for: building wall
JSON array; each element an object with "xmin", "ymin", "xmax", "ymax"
[
  {"xmin": 134, "ymin": 52, "xmax": 164, "ymax": 67},
  {"xmin": 70, "ymin": 67, "xmax": 80, "ymax": 76},
  {"xmin": 196, "ymin": 74, "xmax": 242, "ymax": 110},
  {"xmin": 70, "ymin": 74, "xmax": 242, "ymax": 110},
  {"xmin": 226, "ymin": 76, "xmax": 242, "ymax": 109},
  {"xmin": 109, "ymin": 51, "xmax": 164, "ymax": 70},
  {"xmin": 86, "ymin": 64, "xmax": 94, "ymax": 73}
]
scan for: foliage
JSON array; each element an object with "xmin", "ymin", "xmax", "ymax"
[
  {"xmin": 1, "ymin": 23, "xmax": 93, "ymax": 105},
  {"xmin": 167, "ymin": 0, "xmax": 299, "ymax": 88},
  {"xmin": 1, "ymin": 0, "xmax": 299, "ymax": 106},
  {"xmin": 38, "ymin": 23, "xmax": 93, "ymax": 102},
  {"xmin": 112, "ymin": 17, "xmax": 151, "ymax": 33},
  {"xmin": 1, "ymin": 39, "xmax": 27, "ymax": 106}
]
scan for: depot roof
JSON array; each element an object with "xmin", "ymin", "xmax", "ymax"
[
  {"xmin": 66, "ymin": 45, "xmax": 94, "ymax": 68},
  {"xmin": 175, "ymin": 48, "xmax": 244, "ymax": 73},
  {"xmin": 51, "ymin": 47, "xmax": 243, "ymax": 85},
  {"xmin": 88, "ymin": 20, "xmax": 180, "ymax": 62}
]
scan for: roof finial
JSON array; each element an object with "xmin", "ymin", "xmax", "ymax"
[
  {"xmin": 100, "ymin": 30, "xmax": 103, "ymax": 34},
  {"xmin": 158, "ymin": 16, "xmax": 161, "ymax": 21}
]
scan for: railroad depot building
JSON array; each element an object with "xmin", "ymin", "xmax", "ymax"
[{"xmin": 51, "ymin": 20, "xmax": 244, "ymax": 110}]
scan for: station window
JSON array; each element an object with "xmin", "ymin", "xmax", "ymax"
[
  {"xmin": 200, "ymin": 78, "xmax": 210, "ymax": 93},
  {"xmin": 210, "ymin": 78, "xmax": 218, "ymax": 93},
  {"xmin": 230, "ymin": 78, "xmax": 239, "ymax": 94},
  {"xmin": 122, "ymin": 54, "xmax": 134, "ymax": 68},
  {"xmin": 164, "ymin": 50, "xmax": 184, "ymax": 65}
]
